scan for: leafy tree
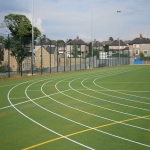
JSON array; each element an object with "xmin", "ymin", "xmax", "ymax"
[
  {"xmin": 67, "ymin": 39, "xmax": 72, "ymax": 44},
  {"xmin": 93, "ymin": 49, "xmax": 99, "ymax": 58},
  {"xmin": 104, "ymin": 44, "xmax": 109, "ymax": 52},
  {"xmin": 109, "ymin": 37, "xmax": 113, "ymax": 41},
  {"xmin": 0, "ymin": 36, "xmax": 4, "ymax": 43},
  {"xmin": 139, "ymin": 52, "xmax": 144, "ymax": 58},
  {"xmin": 3, "ymin": 14, "xmax": 41, "ymax": 72},
  {"xmin": 72, "ymin": 44, "xmax": 78, "ymax": 58}
]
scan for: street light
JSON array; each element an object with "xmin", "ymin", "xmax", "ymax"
[{"xmin": 117, "ymin": 10, "xmax": 122, "ymax": 65}]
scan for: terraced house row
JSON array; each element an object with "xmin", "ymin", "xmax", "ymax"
[{"xmin": 0, "ymin": 34, "xmax": 150, "ymax": 72}]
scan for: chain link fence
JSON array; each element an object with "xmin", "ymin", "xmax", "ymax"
[{"xmin": 0, "ymin": 35, "xmax": 131, "ymax": 79}]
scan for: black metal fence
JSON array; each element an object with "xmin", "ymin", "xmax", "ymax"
[{"xmin": 0, "ymin": 35, "xmax": 130, "ymax": 78}]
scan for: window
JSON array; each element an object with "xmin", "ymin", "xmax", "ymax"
[
  {"xmin": 114, "ymin": 46, "xmax": 116, "ymax": 49},
  {"xmin": 143, "ymin": 50, "xmax": 148, "ymax": 54},
  {"xmin": 134, "ymin": 49, "xmax": 139, "ymax": 55},
  {"xmin": 142, "ymin": 44, "xmax": 146, "ymax": 47},
  {"xmin": 136, "ymin": 44, "xmax": 139, "ymax": 48},
  {"xmin": 13, "ymin": 65, "xmax": 15, "ymax": 68}
]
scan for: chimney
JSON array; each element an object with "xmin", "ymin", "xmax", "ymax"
[
  {"xmin": 140, "ymin": 34, "xmax": 142, "ymax": 38},
  {"xmin": 76, "ymin": 36, "xmax": 79, "ymax": 41}
]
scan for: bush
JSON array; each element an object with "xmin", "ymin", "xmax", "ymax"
[{"xmin": 0, "ymin": 66, "xmax": 4, "ymax": 73}]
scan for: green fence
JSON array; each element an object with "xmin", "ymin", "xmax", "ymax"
[{"xmin": 0, "ymin": 35, "xmax": 130, "ymax": 79}]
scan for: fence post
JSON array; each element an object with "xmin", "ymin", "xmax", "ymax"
[
  {"xmin": 64, "ymin": 42, "xmax": 65, "ymax": 72},
  {"xmin": 20, "ymin": 36, "xmax": 22, "ymax": 76},
  {"xmin": 8, "ymin": 34, "xmax": 10, "ymax": 78},
  {"xmin": 41, "ymin": 37, "xmax": 42, "ymax": 74},
  {"xmin": 49, "ymin": 40, "xmax": 51, "ymax": 73},
  {"xmin": 70, "ymin": 44, "xmax": 71, "ymax": 71},
  {"xmin": 57, "ymin": 41, "xmax": 58, "ymax": 72},
  {"xmin": 75, "ymin": 44, "xmax": 76, "ymax": 71}
]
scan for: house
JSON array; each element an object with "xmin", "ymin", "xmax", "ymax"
[
  {"xmin": 34, "ymin": 46, "xmax": 57, "ymax": 69},
  {"xmin": 128, "ymin": 34, "xmax": 150, "ymax": 57},
  {"xmin": 66, "ymin": 36, "xmax": 89, "ymax": 58},
  {"xmin": 109, "ymin": 39, "xmax": 127, "ymax": 51},
  {"xmin": 93, "ymin": 39, "xmax": 103, "ymax": 51},
  {"xmin": 0, "ymin": 44, "xmax": 4, "ymax": 65},
  {"xmin": 3, "ymin": 49, "xmax": 31, "ymax": 72}
]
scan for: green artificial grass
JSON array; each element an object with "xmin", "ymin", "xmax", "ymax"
[{"xmin": 0, "ymin": 65, "xmax": 150, "ymax": 150}]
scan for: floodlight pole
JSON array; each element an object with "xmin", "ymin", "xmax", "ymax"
[
  {"xmin": 91, "ymin": 1, "xmax": 93, "ymax": 68},
  {"xmin": 117, "ymin": 10, "xmax": 122, "ymax": 65},
  {"xmin": 31, "ymin": 0, "xmax": 34, "ymax": 75}
]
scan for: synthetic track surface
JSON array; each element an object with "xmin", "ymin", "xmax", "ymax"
[{"xmin": 0, "ymin": 66, "xmax": 150, "ymax": 150}]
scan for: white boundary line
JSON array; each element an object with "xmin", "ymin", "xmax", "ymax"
[
  {"xmin": 93, "ymin": 78, "xmax": 150, "ymax": 100},
  {"xmin": 5, "ymin": 66, "xmax": 150, "ymax": 149}
]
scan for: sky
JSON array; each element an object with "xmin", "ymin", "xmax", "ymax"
[{"xmin": 0, "ymin": 0, "xmax": 150, "ymax": 42}]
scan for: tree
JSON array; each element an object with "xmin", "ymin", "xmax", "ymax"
[
  {"xmin": 0, "ymin": 36, "xmax": 4, "ymax": 43},
  {"xmin": 93, "ymin": 49, "xmax": 99, "ymax": 59},
  {"xmin": 72, "ymin": 44, "xmax": 78, "ymax": 58},
  {"xmin": 109, "ymin": 37, "xmax": 113, "ymax": 41},
  {"xmin": 139, "ymin": 52, "xmax": 144, "ymax": 58},
  {"xmin": 3, "ymin": 14, "xmax": 41, "ymax": 72},
  {"xmin": 66, "ymin": 39, "xmax": 72, "ymax": 44},
  {"xmin": 104, "ymin": 44, "xmax": 109, "ymax": 52}
]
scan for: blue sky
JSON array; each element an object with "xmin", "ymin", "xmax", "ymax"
[{"xmin": 0, "ymin": 0, "xmax": 150, "ymax": 42}]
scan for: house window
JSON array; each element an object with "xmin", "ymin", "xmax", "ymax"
[
  {"xmin": 78, "ymin": 45, "xmax": 81, "ymax": 48},
  {"xmin": 23, "ymin": 64, "xmax": 24, "ymax": 68},
  {"xmin": 114, "ymin": 46, "xmax": 116, "ymax": 49},
  {"xmin": 134, "ymin": 49, "xmax": 139, "ymax": 55},
  {"xmin": 136, "ymin": 44, "xmax": 139, "ymax": 48},
  {"xmin": 13, "ymin": 65, "xmax": 15, "ymax": 68},
  {"xmin": 143, "ymin": 50, "xmax": 148, "ymax": 55}
]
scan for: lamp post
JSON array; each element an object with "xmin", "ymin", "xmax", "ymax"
[{"xmin": 117, "ymin": 10, "xmax": 122, "ymax": 65}]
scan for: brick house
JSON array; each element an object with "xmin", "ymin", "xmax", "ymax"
[
  {"xmin": 128, "ymin": 34, "xmax": 150, "ymax": 57},
  {"xmin": 3, "ymin": 49, "xmax": 31, "ymax": 72},
  {"xmin": 66, "ymin": 36, "xmax": 89, "ymax": 58},
  {"xmin": 34, "ymin": 46, "xmax": 57, "ymax": 69}
]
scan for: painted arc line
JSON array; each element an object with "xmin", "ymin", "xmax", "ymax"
[
  {"xmin": 0, "ymin": 89, "xmax": 72, "ymax": 110},
  {"xmin": 23, "ymin": 75, "xmax": 150, "ymax": 149},
  {"xmin": 6, "ymin": 66, "xmax": 144, "ymax": 149},
  {"xmin": 69, "ymin": 78, "xmax": 150, "ymax": 111},
  {"xmin": 22, "ymin": 114, "xmax": 150, "ymax": 150},
  {"xmin": 93, "ymin": 78, "xmax": 150, "ymax": 100},
  {"xmin": 8, "ymin": 80, "xmax": 95, "ymax": 150},
  {"xmin": 42, "ymin": 79, "xmax": 150, "ymax": 132}
]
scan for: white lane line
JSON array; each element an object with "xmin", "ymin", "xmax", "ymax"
[
  {"xmin": 8, "ymin": 80, "xmax": 95, "ymax": 150},
  {"xmin": 41, "ymin": 79, "xmax": 150, "ymax": 131},
  {"xmin": 81, "ymin": 69, "xmax": 150, "ymax": 105},
  {"xmin": 0, "ymin": 89, "xmax": 72, "ymax": 111},
  {"xmin": 25, "ymin": 78, "xmax": 95, "ymax": 149},
  {"xmin": 57, "ymin": 75, "xmax": 150, "ymax": 120},
  {"xmin": 10, "ymin": 97, "xmax": 28, "ymax": 99},
  {"xmin": 94, "ymin": 79, "xmax": 150, "ymax": 100}
]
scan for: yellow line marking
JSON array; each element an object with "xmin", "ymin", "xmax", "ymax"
[{"xmin": 22, "ymin": 114, "xmax": 150, "ymax": 150}]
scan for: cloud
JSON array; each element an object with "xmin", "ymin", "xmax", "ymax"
[
  {"xmin": 0, "ymin": 0, "xmax": 150, "ymax": 41},
  {"xmin": 35, "ymin": 18, "xmax": 44, "ymax": 33}
]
